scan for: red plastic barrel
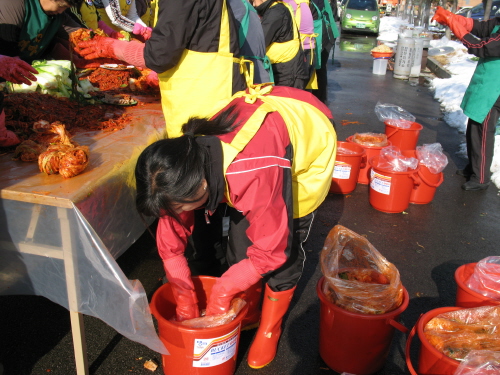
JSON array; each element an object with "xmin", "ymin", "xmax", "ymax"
[
  {"xmin": 455, "ymin": 263, "xmax": 500, "ymax": 308},
  {"xmin": 346, "ymin": 135, "xmax": 391, "ymax": 185},
  {"xmin": 368, "ymin": 156, "xmax": 421, "ymax": 213},
  {"xmin": 317, "ymin": 277, "xmax": 409, "ymax": 375},
  {"xmin": 402, "ymin": 150, "xmax": 444, "ymax": 204},
  {"xmin": 330, "ymin": 141, "xmax": 366, "ymax": 194},
  {"xmin": 384, "ymin": 121, "xmax": 423, "ymax": 150},
  {"xmin": 150, "ymin": 276, "xmax": 248, "ymax": 375}
]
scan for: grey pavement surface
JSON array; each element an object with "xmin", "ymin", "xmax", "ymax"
[{"xmin": 2, "ymin": 32, "xmax": 500, "ymax": 375}]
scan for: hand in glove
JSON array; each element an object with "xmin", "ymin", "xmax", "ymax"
[
  {"xmin": 0, "ymin": 55, "xmax": 38, "ymax": 85},
  {"xmin": 145, "ymin": 70, "xmax": 159, "ymax": 88},
  {"xmin": 133, "ymin": 23, "xmax": 153, "ymax": 42},
  {"xmin": 206, "ymin": 259, "xmax": 262, "ymax": 316},
  {"xmin": 163, "ymin": 255, "xmax": 200, "ymax": 322},
  {"xmin": 98, "ymin": 20, "xmax": 122, "ymax": 39},
  {"xmin": 432, "ymin": 6, "xmax": 473, "ymax": 39},
  {"xmin": 77, "ymin": 36, "xmax": 121, "ymax": 60}
]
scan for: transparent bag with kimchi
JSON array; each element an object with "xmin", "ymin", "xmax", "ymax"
[
  {"xmin": 453, "ymin": 350, "xmax": 500, "ymax": 375},
  {"xmin": 180, "ymin": 298, "xmax": 247, "ymax": 329},
  {"xmin": 352, "ymin": 132, "xmax": 389, "ymax": 147},
  {"xmin": 374, "ymin": 102, "xmax": 415, "ymax": 129},
  {"xmin": 320, "ymin": 225, "xmax": 404, "ymax": 314},
  {"xmin": 424, "ymin": 305, "xmax": 500, "ymax": 361}
]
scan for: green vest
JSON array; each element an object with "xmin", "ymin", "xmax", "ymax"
[
  {"xmin": 461, "ymin": 25, "xmax": 500, "ymax": 123},
  {"xmin": 18, "ymin": 0, "xmax": 63, "ymax": 62}
]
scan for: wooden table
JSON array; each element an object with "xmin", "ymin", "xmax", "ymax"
[{"xmin": 0, "ymin": 98, "xmax": 168, "ymax": 374}]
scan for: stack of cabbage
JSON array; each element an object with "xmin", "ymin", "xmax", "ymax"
[{"xmin": 6, "ymin": 60, "xmax": 95, "ymax": 98}]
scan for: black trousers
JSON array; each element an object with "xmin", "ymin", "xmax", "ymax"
[
  {"xmin": 225, "ymin": 207, "xmax": 316, "ymax": 292},
  {"xmin": 465, "ymin": 94, "xmax": 500, "ymax": 184},
  {"xmin": 312, "ymin": 47, "xmax": 334, "ymax": 103}
]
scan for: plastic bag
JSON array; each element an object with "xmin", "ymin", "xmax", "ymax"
[
  {"xmin": 467, "ymin": 256, "xmax": 500, "ymax": 300},
  {"xmin": 374, "ymin": 102, "xmax": 416, "ymax": 128},
  {"xmin": 424, "ymin": 305, "xmax": 500, "ymax": 361},
  {"xmin": 352, "ymin": 132, "xmax": 389, "ymax": 147},
  {"xmin": 416, "ymin": 143, "xmax": 449, "ymax": 174},
  {"xmin": 378, "ymin": 146, "xmax": 418, "ymax": 172},
  {"xmin": 320, "ymin": 225, "xmax": 404, "ymax": 314},
  {"xmin": 180, "ymin": 298, "xmax": 247, "ymax": 328},
  {"xmin": 453, "ymin": 350, "xmax": 500, "ymax": 375}
]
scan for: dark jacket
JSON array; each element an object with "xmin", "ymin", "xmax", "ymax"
[
  {"xmin": 143, "ymin": 0, "xmax": 246, "ymax": 94},
  {"xmin": 254, "ymin": 0, "xmax": 309, "ymax": 88}
]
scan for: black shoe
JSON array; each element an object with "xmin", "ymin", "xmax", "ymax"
[
  {"xmin": 456, "ymin": 168, "xmax": 472, "ymax": 178},
  {"xmin": 461, "ymin": 180, "xmax": 490, "ymax": 191}
]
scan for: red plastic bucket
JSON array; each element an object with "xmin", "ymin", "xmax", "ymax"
[
  {"xmin": 368, "ymin": 156, "xmax": 421, "ymax": 213},
  {"xmin": 455, "ymin": 263, "xmax": 500, "ymax": 308},
  {"xmin": 347, "ymin": 135, "xmax": 391, "ymax": 185},
  {"xmin": 402, "ymin": 150, "xmax": 444, "ymax": 204},
  {"xmin": 384, "ymin": 121, "xmax": 423, "ymax": 150},
  {"xmin": 150, "ymin": 276, "xmax": 248, "ymax": 375},
  {"xmin": 317, "ymin": 277, "xmax": 409, "ymax": 375},
  {"xmin": 405, "ymin": 307, "xmax": 462, "ymax": 375},
  {"xmin": 330, "ymin": 141, "xmax": 366, "ymax": 194}
]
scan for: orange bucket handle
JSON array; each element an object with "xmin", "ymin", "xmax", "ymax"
[
  {"xmin": 418, "ymin": 170, "xmax": 444, "ymax": 188},
  {"xmin": 360, "ymin": 153, "xmax": 367, "ymax": 169},
  {"xmin": 388, "ymin": 318, "xmax": 409, "ymax": 333},
  {"xmin": 405, "ymin": 314, "xmax": 422, "ymax": 375},
  {"xmin": 386, "ymin": 127, "xmax": 399, "ymax": 138},
  {"xmin": 410, "ymin": 170, "xmax": 422, "ymax": 187}
]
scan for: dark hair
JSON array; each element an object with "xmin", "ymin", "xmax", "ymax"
[{"xmin": 135, "ymin": 107, "xmax": 239, "ymax": 220}]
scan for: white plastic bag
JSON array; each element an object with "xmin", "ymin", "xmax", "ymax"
[
  {"xmin": 453, "ymin": 350, "xmax": 500, "ymax": 375},
  {"xmin": 416, "ymin": 143, "xmax": 449, "ymax": 174},
  {"xmin": 467, "ymin": 256, "xmax": 500, "ymax": 300},
  {"xmin": 378, "ymin": 146, "xmax": 418, "ymax": 172},
  {"xmin": 374, "ymin": 102, "xmax": 416, "ymax": 129}
]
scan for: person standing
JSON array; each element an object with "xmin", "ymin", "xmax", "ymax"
[
  {"xmin": 251, "ymin": 0, "xmax": 309, "ymax": 88},
  {"xmin": 134, "ymin": 85, "xmax": 337, "ymax": 369},
  {"xmin": 433, "ymin": 7, "xmax": 500, "ymax": 191}
]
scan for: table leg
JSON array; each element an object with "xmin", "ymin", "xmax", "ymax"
[{"xmin": 58, "ymin": 207, "xmax": 89, "ymax": 375}]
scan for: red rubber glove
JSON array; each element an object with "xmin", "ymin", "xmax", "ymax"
[
  {"xmin": 77, "ymin": 36, "xmax": 122, "ymax": 60},
  {"xmin": 98, "ymin": 20, "xmax": 122, "ymax": 39},
  {"xmin": 206, "ymin": 259, "xmax": 262, "ymax": 316},
  {"xmin": 432, "ymin": 6, "xmax": 473, "ymax": 39},
  {"xmin": 0, "ymin": 110, "xmax": 20, "ymax": 147},
  {"xmin": 145, "ymin": 70, "xmax": 159, "ymax": 88},
  {"xmin": 0, "ymin": 55, "xmax": 38, "ymax": 85},
  {"xmin": 163, "ymin": 255, "xmax": 200, "ymax": 322},
  {"xmin": 132, "ymin": 23, "xmax": 153, "ymax": 41}
]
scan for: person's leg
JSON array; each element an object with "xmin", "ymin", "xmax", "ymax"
[
  {"xmin": 312, "ymin": 48, "xmax": 331, "ymax": 103},
  {"xmin": 247, "ymin": 211, "xmax": 316, "ymax": 368},
  {"xmin": 463, "ymin": 95, "xmax": 500, "ymax": 190}
]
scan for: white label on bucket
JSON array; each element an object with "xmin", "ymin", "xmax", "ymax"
[
  {"xmin": 192, "ymin": 326, "xmax": 239, "ymax": 368},
  {"xmin": 370, "ymin": 171, "xmax": 391, "ymax": 195},
  {"xmin": 333, "ymin": 161, "xmax": 351, "ymax": 179}
]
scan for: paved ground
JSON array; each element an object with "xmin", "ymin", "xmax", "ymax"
[{"xmin": 1, "ymin": 32, "xmax": 500, "ymax": 375}]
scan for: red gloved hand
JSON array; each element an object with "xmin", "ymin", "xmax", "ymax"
[
  {"xmin": 163, "ymin": 255, "xmax": 200, "ymax": 322},
  {"xmin": 145, "ymin": 70, "xmax": 159, "ymax": 88},
  {"xmin": 133, "ymin": 23, "xmax": 153, "ymax": 41},
  {"xmin": 0, "ymin": 110, "xmax": 20, "ymax": 147},
  {"xmin": 206, "ymin": 259, "xmax": 262, "ymax": 316},
  {"xmin": 432, "ymin": 6, "xmax": 473, "ymax": 39},
  {"xmin": 98, "ymin": 20, "xmax": 122, "ymax": 39},
  {"xmin": 0, "ymin": 55, "xmax": 38, "ymax": 85},
  {"xmin": 77, "ymin": 36, "xmax": 121, "ymax": 60}
]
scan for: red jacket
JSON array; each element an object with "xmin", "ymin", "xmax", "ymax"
[{"xmin": 157, "ymin": 86, "xmax": 333, "ymax": 275}]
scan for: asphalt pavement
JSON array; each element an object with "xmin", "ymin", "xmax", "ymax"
[{"xmin": 1, "ymin": 32, "xmax": 500, "ymax": 375}]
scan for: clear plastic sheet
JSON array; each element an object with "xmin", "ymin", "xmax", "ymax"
[
  {"xmin": 416, "ymin": 143, "xmax": 449, "ymax": 174},
  {"xmin": 374, "ymin": 102, "xmax": 415, "ymax": 128},
  {"xmin": 352, "ymin": 132, "xmax": 389, "ymax": 147},
  {"xmin": 467, "ymin": 256, "xmax": 500, "ymax": 300},
  {"xmin": 378, "ymin": 146, "xmax": 418, "ymax": 172},
  {"xmin": 180, "ymin": 298, "xmax": 247, "ymax": 329},
  {"xmin": 424, "ymin": 305, "xmax": 500, "ymax": 361},
  {"xmin": 320, "ymin": 225, "xmax": 404, "ymax": 315},
  {"xmin": 0, "ymin": 98, "xmax": 168, "ymax": 354},
  {"xmin": 454, "ymin": 350, "xmax": 500, "ymax": 375}
]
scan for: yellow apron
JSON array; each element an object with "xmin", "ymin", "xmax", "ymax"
[
  {"xmin": 97, "ymin": 0, "xmax": 132, "ymax": 32},
  {"xmin": 155, "ymin": 0, "xmax": 236, "ymax": 138},
  {"xmin": 216, "ymin": 84, "xmax": 337, "ymax": 218},
  {"xmin": 266, "ymin": 2, "xmax": 301, "ymax": 64},
  {"xmin": 73, "ymin": 1, "xmax": 99, "ymax": 30},
  {"xmin": 140, "ymin": 0, "xmax": 156, "ymax": 27}
]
